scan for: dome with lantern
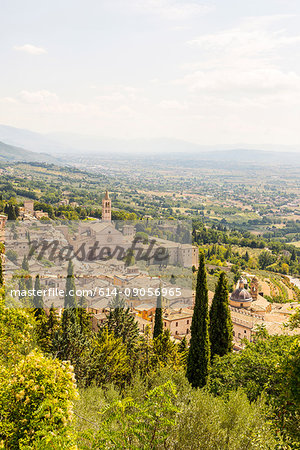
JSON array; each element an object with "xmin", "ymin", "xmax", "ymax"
[{"xmin": 230, "ymin": 277, "xmax": 253, "ymax": 308}]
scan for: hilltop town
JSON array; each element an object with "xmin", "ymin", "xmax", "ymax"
[{"xmin": 1, "ymin": 188, "xmax": 299, "ymax": 352}]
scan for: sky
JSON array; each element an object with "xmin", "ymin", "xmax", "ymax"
[{"xmin": 0, "ymin": 0, "xmax": 300, "ymax": 148}]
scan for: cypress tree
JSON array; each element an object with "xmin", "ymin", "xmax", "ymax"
[
  {"xmin": 25, "ymin": 274, "xmax": 33, "ymax": 292},
  {"xmin": 153, "ymin": 288, "xmax": 163, "ymax": 339},
  {"xmin": 0, "ymin": 257, "xmax": 3, "ymax": 287},
  {"xmin": 209, "ymin": 271, "xmax": 233, "ymax": 359},
  {"xmin": 22, "ymin": 255, "xmax": 29, "ymax": 271},
  {"xmin": 64, "ymin": 260, "xmax": 77, "ymax": 309},
  {"xmin": 78, "ymin": 296, "xmax": 92, "ymax": 335},
  {"xmin": 33, "ymin": 275, "xmax": 45, "ymax": 317},
  {"xmin": 8, "ymin": 204, "xmax": 16, "ymax": 221},
  {"xmin": 59, "ymin": 261, "xmax": 78, "ymax": 360},
  {"xmin": 186, "ymin": 253, "xmax": 210, "ymax": 388},
  {"xmin": 179, "ymin": 336, "xmax": 188, "ymax": 353},
  {"xmin": 37, "ymin": 305, "xmax": 60, "ymax": 353}
]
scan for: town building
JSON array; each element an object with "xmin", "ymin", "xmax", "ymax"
[{"xmin": 228, "ymin": 276, "xmax": 299, "ymax": 348}]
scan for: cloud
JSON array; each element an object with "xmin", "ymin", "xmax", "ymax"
[
  {"xmin": 159, "ymin": 100, "xmax": 187, "ymax": 109},
  {"xmin": 188, "ymin": 26, "xmax": 300, "ymax": 57},
  {"xmin": 0, "ymin": 89, "xmax": 140, "ymax": 119},
  {"xmin": 117, "ymin": 0, "xmax": 214, "ymax": 20},
  {"xmin": 13, "ymin": 44, "xmax": 47, "ymax": 55},
  {"xmin": 15, "ymin": 90, "xmax": 91, "ymax": 114},
  {"xmin": 174, "ymin": 15, "xmax": 300, "ymax": 104}
]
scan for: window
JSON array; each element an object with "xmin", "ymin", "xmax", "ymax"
[
  {"xmin": 164, "ymin": 322, "xmax": 166, "ymax": 327},
  {"xmin": 233, "ymin": 331, "xmax": 235, "ymax": 336},
  {"xmin": 186, "ymin": 329, "xmax": 189, "ymax": 334},
  {"xmin": 187, "ymin": 320, "xmax": 189, "ymax": 324},
  {"xmin": 244, "ymin": 330, "xmax": 247, "ymax": 333},
  {"xmin": 238, "ymin": 333, "xmax": 241, "ymax": 339},
  {"xmin": 176, "ymin": 322, "xmax": 178, "ymax": 327}
]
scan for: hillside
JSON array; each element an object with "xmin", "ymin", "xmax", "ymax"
[{"xmin": 0, "ymin": 141, "xmax": 61, "ymax": 164}]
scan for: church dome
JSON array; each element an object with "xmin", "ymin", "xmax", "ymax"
[{"xmin": 230, "ymin": 288, "xmax": 252, "ymax": 302}]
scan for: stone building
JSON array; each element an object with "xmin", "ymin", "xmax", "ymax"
[
  {"xmin": 163, "ymin": 308, "xmax": 192, "ymax": 336},
  {"xmin": 24, "ymin": 200, "xmax": 34, "ymax": 215}
]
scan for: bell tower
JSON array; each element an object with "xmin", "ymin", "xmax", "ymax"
[
  {"xmin": 102, "ymin": 190, "xmax": 111, "ymax": 222},
  {"xmin": 250, "ymin": 276, "xmax": 259, "ymax": 301}
]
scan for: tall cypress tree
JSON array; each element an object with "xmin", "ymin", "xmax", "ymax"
[
  {"xmin": 0, "ymin": 257, "xmax": 3, "ymax": 287},
  {"xmin": 33, "ymin": 275, "xmax": 45, "ymax": 317},
  {"xmin": 153, "ymin": 288, "xmax": 163, "ymax": 339},
  {"xmin": 59, "ymin": 260, "xmax": 78, "ymax": 360},
  {"xmin": 64, "ymin": 260, "xmax": 77, "ymax": 309},
  {"xmin": 186, "ymin": 253, "xmax": 210, "ymax": 388},
  {"xmin": 209, "ymin": 271, "xmax": 233, "ymax": 359}
]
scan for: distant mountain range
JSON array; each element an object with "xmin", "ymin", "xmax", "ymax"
[{"xmin": 0, "ymin": 123, "xmax": 299, "ymax": 166}]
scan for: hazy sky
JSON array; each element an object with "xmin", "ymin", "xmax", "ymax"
[{"xmin": 1, "ymin": 0, "xmax": 300, "ymax": 146}]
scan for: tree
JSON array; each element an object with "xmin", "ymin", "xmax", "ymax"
[
  {"xmin": 25, "ymin": 274, "xmax": 33, "ymax": 291},
  {"xmin": 209, "ymin": 334, "xmax": 300, "ymax": 445},
  {"xmin": 91, "ymin": 381, "xmax": 177, "ymax": 449},
  {"xmin": 179, "ymin": 336, "xmax": 188, "ymax": 353},
  {"xmin": 87, "ymin": 328, "xmax": 129, "ymax": 387},
  {"xmin": 22, "ymin": 255, "xmax": 29, "ymax": 271},
  {"xmin": 172, "ymin": 388, "xmax": 278, "ymax": 450},
  {"xmin": 0, "ymin": 257, "xmax": 3, "ymax": 287},
  {"xmin": 153, "ymin": 289, "xmax": 163, "ymax": 339},
  {"xmin": 186, "ymin": 253, "xmax": 210, "ymax": 388},
  {"xmin": 64, "ymin": 260, "xmax": 77, "ymax": 309},
  {"xmin": 178, "ymin": 336, "xmax": 188, "ymax": 366},
  {"xmin": 209, "ymin": 272, "xmax": 233, "ymax": 359},
  {"xmin": 78, "ymin": 296, "xmax": 92, "ymax": 335},
  {"xmin": 273, "ymin": 337, "xmax": 300, "ymax": 443},
  {"xmin": 0, "ymin": 350, "xmax": 77, "ymax": 448},
  {"xmin": 7, "ymin": 204, "xmax": 16, "ymax": 221},
  {"xmin": 33, "ymin": 275, "xmax": 45, "ymax": 317},
  {"xmin": 56, "ymin": 261, "xmax": 79, "ymax": 361},
  {"xmin": 153, "ymin": 330, "xmax": 180, "ymax": 369},
  {"xmin": 291, "ymin": 249, "xmax": 297, "ymax": 262},
  {"xmin": 287, "ymin": 308, "xmax": 300, "ymax": 330},
  {"xmin": 258, "ymin": 250, "xmax": 276, "ymax": 269},
  {"xmin": 36, "ymin": 305, "xmax": 59, "ymax": 354},
  {"xmin": 106, "ymin": 293, "xmax": 139, "ymax": 353}
]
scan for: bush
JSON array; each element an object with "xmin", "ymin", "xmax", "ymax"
[{"xmin": 0, "ymin": 351, "xmax": 78, "ymax": 448}]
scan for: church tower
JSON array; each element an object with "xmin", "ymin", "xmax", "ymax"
[
  {"xmin": 250, "ymin": 276, "xmax": 259, "ymax": 301},
  {"xmin": 102, "ymin": 190, "xmax": 111, "ymax": 222}
]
